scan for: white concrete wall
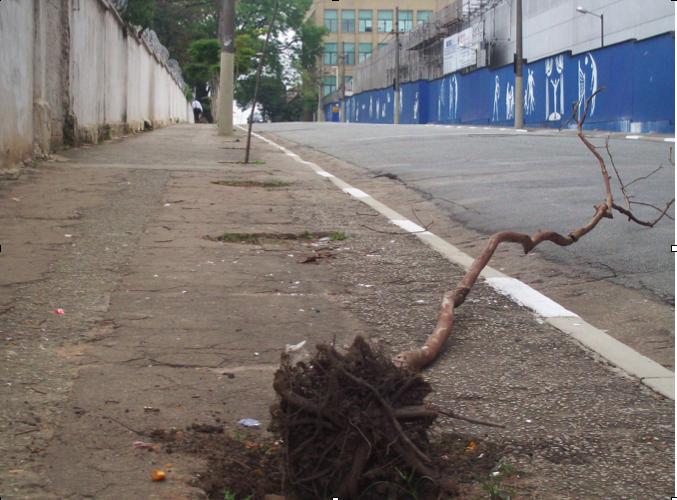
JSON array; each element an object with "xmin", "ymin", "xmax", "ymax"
[
  {"xmin": 0, "ymin": 0, "xmax": 193, "ymax": 170},
  {"xmin": 104, "ymin": 7, "xmax": 127, "ymax": 127},
  {"xmin": 0, "ymin": 0, "xmax": 34, "ymax": 169},
  {"xmin": 69, "ymin": 0, "xmax": 106, "ymax": 140}
]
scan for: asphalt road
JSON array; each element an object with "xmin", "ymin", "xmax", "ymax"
[{"xmin": 256, "ymin": 122, "xmax": 675, "ymax": 301}]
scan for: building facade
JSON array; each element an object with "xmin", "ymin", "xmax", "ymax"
[{"xmin": 309, "ymin": 0, "xmax": 453, "ymax": 99}]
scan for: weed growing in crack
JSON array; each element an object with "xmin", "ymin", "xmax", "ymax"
[
  {"xmin": 330, "ymin": 230, "xmax": 347, "ymax": 241},
  {"xmin": 223, "ymin": 490, "xmax": 251, "ymax": 500}
]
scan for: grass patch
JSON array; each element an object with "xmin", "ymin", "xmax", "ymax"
[
  {"xmin": 217, "ymin": 233, "xmax": 263, "ymax": 244},
  {"xmin": 478, "ymin": 461, "xmax": 518, "ymax": 500},
  {"xmin": 330, "ymin": 230, "xmax": 347, "ymax": 241},
  {"xmin": 211, "ymin": 179, "xmax": 290, "ymax": 188},
  {"xmin": 223, "ymin": 491, "xmax": 251, "ymax": 500}
]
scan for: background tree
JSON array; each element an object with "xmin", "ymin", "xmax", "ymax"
[{"xmin": 122, "ymin": 0, "xmax": 325, "ymax": 121}]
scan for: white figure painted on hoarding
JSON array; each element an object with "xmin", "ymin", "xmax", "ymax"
[
  {"xmin": 449, "ymin": 75, "xmax": 459, "ymax": 120},
  {"xmin": 505, "ymin": 82, "xmax": 514, "ymax": 120},
  {"xmin": 376, "ymin": 99, "xmax": 380, "ymax": 119},
  {"xmin": 545, "ymin": 55, "xmax": 565, "ymax": 121},
  {"xmin": 578, "ymin": 52, "xmax": 598, "ymax": 120},
  {"xmin": 438, "ymin": 82, "xmax": 445, "ymax": 121},
  {"xmin": 399, "ymin": 90, "xmax": 403, "ymax": 118},
  {"xmin": 524, "ymin": 68, "xmax": 535, "ymax": 115},
  {"xmin": 369, "ymin": 96, "xmax": 373, "ymax": 118},
  {"xmin": 414, "ymin": 91, "xmax": 420, "ymax": 122},
  {"xmin": 492, "ymin": 75, "xmax": 500, "ymax": 121}
]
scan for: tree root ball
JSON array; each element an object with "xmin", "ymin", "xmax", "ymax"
[{"xmin": 271, "ymin": 336, "xmax": 454, "ymax": 499}]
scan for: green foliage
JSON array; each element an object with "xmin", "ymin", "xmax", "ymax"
[
  {"xmin": 123, "ymin": 0, "xmax": 156, "ymax": 28},
  {"xmin": 236, "ymin": 0, "xmax": 311, "ymax": 35},
  {"xmin": 235, "ymin": 33, "xmax": 261, "ymax": 78},
  {"xmin": 123, "ymin": 0, "xmax": 324, "ymax": 122},
  {"xmin": 188, "ymin": 38, "xmax": 221, "ymax": 64},
  {"xmin": 235, "ymin": 74, "xmax": 286, "ymax": 121},
  {"xmin": 330, "ymin": 231, "xmax": 347, "ymax": 241},
  {"xmin": 223, "ymin": 491, "xmax": 251, "ymax": 500},
  {"xmin": 298, "ymin": 23, "xmax": 327, "ymax": 70},
  {"xmin": 184, "ymin": 39, "xmax": 220, "ymax": 85}
]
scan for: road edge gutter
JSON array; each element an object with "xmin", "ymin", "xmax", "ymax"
[{"xmin": 242, "ymin": 127, "xmax": 675, "ymax": 400}]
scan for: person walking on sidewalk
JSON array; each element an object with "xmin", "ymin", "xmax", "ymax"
[{"xmin": 192, "ymin": 98, "xmax": 203, "ymax": 123}]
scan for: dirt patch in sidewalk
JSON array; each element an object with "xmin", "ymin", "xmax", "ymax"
[
  {"xmin": 207, "ymin": 231, "xmax": 347, "ymax": 245},
  {"xmin": 165, "ymin": 424, "xmax": 506, "ymax": 499},
  {"xmin": 159, "ymin": 338, "xmax": 512, "ymax": 500},
  {"xmin": 211, "ymin": 180, "xmax": 291, "ymax": 188}
]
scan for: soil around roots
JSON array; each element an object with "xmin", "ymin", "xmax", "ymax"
[
  {"xmin": 271, "ymin": 336, "xmax": 449, "ymax": 499},
  {"xmin": 163, "ymin": 338, "xmax": 505, "ymax": 499}
]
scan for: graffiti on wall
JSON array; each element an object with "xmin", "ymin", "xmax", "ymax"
[
  {"xmin": 505, "ymin": 82, "xmax": 515, "ymax": 120},
  {"xmin": 338, "ymin": 34, "xmax": 673, "ymax": 133},
  {"xmin": 524, "ymin": 68, "xmax": 536, "ymax": 115},
  {"xmin": 449, "ymin": 75, "xmax": 459, "ymax": 120},
  {"xmin": 545, "ymin": 55, "xmax": 565, "ymax": 121},
  {"xmin": 492, "ymin": 75, "xmax": 500, "ymax": 121},
  {"xmin": 413, "ymin": 91, "xmax": 420, "ymax": 122},
  {"xmin": 578, "ymin": 52, "xmax": 598, "ymax": 119}
]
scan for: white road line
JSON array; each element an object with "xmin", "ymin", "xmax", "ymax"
[
  {"xmin": 664, "ymin": 138, "xmax": 675, "ymax": 143},
  {"xmin": 486, "ymin": 277, "xmax": 577, "ymax": 318},
  {"xmin": 626, "ymin": 135, "xmax": 641, "ymax": 140},
  {"xmin": 241, "ymin": 127, "xmax": 674, "ymax": 399},
  {"xmin": 343, "ymin": 187, "xmax": 369, "ymax": 198},
  {"xmin": 390, "ymin": 219, "xmax": 426, "ymax": 233}
]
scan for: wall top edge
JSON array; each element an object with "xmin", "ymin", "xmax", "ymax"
[{"xmin": 90, "ymin": 0, "xmax": 186, "ymax": 92}]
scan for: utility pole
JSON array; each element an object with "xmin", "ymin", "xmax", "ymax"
[
  {"xmin": 317, "ymin": 79, "xmax": 323, "ymax": 122},
  {"xmin": 217, "ymin": 0, "xmax": 235, "ymax": 136},
  {"xmin": 244, "ymin": 0, "xmax": 280, "ymax": 163},
  {"xmin": 394, "ymin": 7, "xmax": 400, "ymax": 125},
  {"xmin": 514, "ymin": 0, "xmax": 524, "ymax": 129},
  {"xmin": 339, "ymin": 52, "xmax": 346, "ymax": 122}
]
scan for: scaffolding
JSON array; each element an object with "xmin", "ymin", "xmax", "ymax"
[{"xmin": 351, "ymin": 0, "xmax": 508, "ymax": 94}]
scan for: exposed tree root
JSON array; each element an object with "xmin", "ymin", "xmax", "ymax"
[{"xmin": 271, "ymin": 337, "xmax": 457, "ymax": 499}]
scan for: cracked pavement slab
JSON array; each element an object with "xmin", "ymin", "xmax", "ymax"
[{"xmin": 0, "ymin": 125, "xmax": 673, "ymax": 499}]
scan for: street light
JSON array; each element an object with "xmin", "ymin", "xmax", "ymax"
[{"xmin": 576, "ymin": 5, "xmax": 604, "ymax": 47}]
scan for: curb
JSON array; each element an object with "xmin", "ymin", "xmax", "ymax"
[
  {"xmin": 354, "ymin": 122, "xmax": 675, "ymax": 143},
  {"xmin": 242, "ymin": 126, "xmax": 675, "ymax": 400}
]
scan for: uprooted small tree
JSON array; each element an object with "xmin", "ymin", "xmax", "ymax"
[
  {"xmin": 394, "ymin": 90, "xmax": 674, "ymax": 370},
  {"xmin": 270, "ymin": 91, "xmax": 674, "ymax": 498}
]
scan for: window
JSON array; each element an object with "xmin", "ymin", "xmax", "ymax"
[
  {"xmin": 343, "ymin": 43, "xmax": 355, "ymax": 65},
  {"xmin": 341, "ymin": 10, "xmax": 355, "ymax": 33},
  {"xmin": 378, "ymin": 43, "xmax": 389, "ymax": 51},
  {"xmin": 358, "ymin": 43, "xmax": 372, "ymax": 63},
  {"xmin": 322, "ymin": 75, "xmax": 336, "ymax": 96},
  {"xmin": 377, "ymin": 10, "xmax": 392, "ymax": 33},
  {"xmin": 323, "ymin": 43, "xmax": 337, "ymax": 65},
  {"xmin": 417, "ymin": 10, "xmax": 432, "ymax": 24},
  {"xmin": 358, "ymin": 10, "xmax": 373, "ymax": 32},
  {"xmin": 324, "ymin": 9, "xmax": 337, "ymax": 33},
  {"xmin": 398, "ymin": 10, "xmax": 413, "ymax": 32},
  {"xmin": 344, "ymin": 76, "xmax": 353, "ymax": 90}
]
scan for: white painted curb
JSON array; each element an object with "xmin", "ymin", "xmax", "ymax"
[{"xmin": 240, "ymin": 127, "xmax": 675, "ymax": 400}]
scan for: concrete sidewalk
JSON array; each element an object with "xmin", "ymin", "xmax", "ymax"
[{"xmin": 0, "ymin": 125, "xmax": 673, "ymax": 499}]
